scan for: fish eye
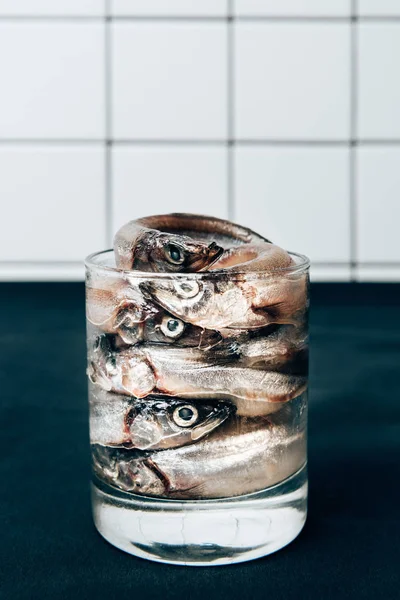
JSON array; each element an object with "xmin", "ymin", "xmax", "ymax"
[
  {"xmin": 172, "ymin": 405, "xmax": 199, "ymax": 428},
  {"xmin": 160, "ymin": 316, "xmax": 185, "ymax": 339},
  {"xmin": 165, "ymin": 243, "xmax": 185, "ymax": 265},
  {"xmin": 173, "ymin": 279, "xmax": 200, "ymax": 299}
]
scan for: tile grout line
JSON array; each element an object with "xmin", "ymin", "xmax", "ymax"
[
  {"xmin": 1, "ymin": 14, "xmax": 400, "ymax": 22},
  {"xmin": 1, "ymin": 15, "xmax": 390, "ymax": 22},
  {"xmin": 350, "ymin": 0, "xmax": 358, "ymax": 282},
  {"xmin": 105, "ymin": 0, "xmax": 113, "ymax": 247},
  {"xmin": 3, "ymin": 139, "xmax": 400, "ymax": 146},
  {"xmin": 0, "ymin": 137, "xmax": 400, "ymax": 148},
  {"xmin": 227, "ymin": 1, "xmax": 235, "ymax": 220}
]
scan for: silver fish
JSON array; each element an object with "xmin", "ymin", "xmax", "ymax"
[
  {"xmin": 114, "ymin": 213, "xmax": 269, "ymax": 272},
  {"xmin": 144, "ymin": 344, "xmax": 307, "ymax": 403},
  {"xmin": 87, "ymin": 277, "xmax": 222, "ymax": 347},
  {"xmin": 90, "ymin": 389, "xmax": 236, "ymax": 450},
  {"xmin": 92, "ymin": 414, "xmax": 306, "ymax": 499},
  {"xmin": 141, "ymin": 272, "xmax": 308, "ymax": 331},
  {"xmin": 114, "ymin": 218, "xmax": 222, "ymax": 273},
  {"xmin": 88, "ymin": 337, "xmax": 307, "ymax": 403},
  {"xmin": 89, "ymin": 388, "xmax": 234, "ymax": 450}
]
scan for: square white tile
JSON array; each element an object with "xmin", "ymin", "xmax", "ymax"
[
  {"xmin": 355, "ymin": 266, "xmax": 400, "ymax": 282},
  {"xmin": 310, "ymin": 265, "xmax": 351, "ymax": 282},
  {"xmin": 112, "ymin": 22, "xmax": 227, "ymax": 140},
  {"xmin": 358, "ymin": 0, "xmax": 400, "ymax": 16},
  {"xmin": 234, "ymin": 0, "xmax": 350, "ymax": 17},
  {"xmin": 358, "ymin": 24, "xmax": 400, "ymax": 139},
  {"xmin": 0, "ymin": 263, "xmax": 85, "ymax": 281},
  {"xmin": 112, "ymin": 146, "xmax": 228, "ymax": 234},
  {"xmin": 234, "ymin": 146, "xmax": 350, "ymax": 262},
  {"xmin": 0, "ymin": 23, "xmax": 104, "ymax": 139},
  {"xmin": 110, "ymin": 0, "xmax": 227, "ymax": 16},
  {"xmin": 0, "ymin": 0, "xmax": 104, "ymax": 15},
  {"xmin": 234, "ymin": 23, "xmax": 350, "ymax": 140},
  {"xmin": 357, "ymin": 147, "xmax": 400, "ymax": 262},
  {"xmin": 0, "ymin": 146, "xmax": 105, "ymax": 261}
]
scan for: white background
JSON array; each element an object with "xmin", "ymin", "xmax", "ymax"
[{"xmin": 0, "ymin": 0, "xmax": 398, "ymax": 281}]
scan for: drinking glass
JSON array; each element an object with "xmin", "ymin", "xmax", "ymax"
[{"xmin": 85, "ymin": 249, "xmax": 310, "ymax": 566}]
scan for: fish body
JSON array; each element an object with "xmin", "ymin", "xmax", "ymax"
[
  {"xmin": 92, "ymin": 414, "xmax": 306, "ymax": 499},
  {"xmin": 89, "ymin": 388, "xmax": 234, "ymax": 450},
  {"xmin": 210, "ymin": 243, "xmax": 293, "ymax": 272},
  {"xmin": 142, "ymin": 272, "xmax": 308, "ymax": 330},
  {"xmin": 130, "ymin": 214, "xmax": 269, "ymax": 244},
  {"xmin": 146, "ymin": 345, "xmax": 307, "ymax": 403},
  {"xmin": 88, "ymin": 336, "xmax": 307, "ymax": 404},
  {"xmin": 233, "ymin": 325, "xmax": 308, "ymax": 371}
]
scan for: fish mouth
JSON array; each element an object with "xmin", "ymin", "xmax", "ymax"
[
  {"xmin": 92, "ymin": 445, "xmax": 169, "ymax": 495},
  {"xmin": 190, "ymin": 404, "xmax": 233, "ymax": 441},
  {"xmin": 184, "ymin": 242, "xmax": 224, "ymax": 272},
  {"xmin": 198, "ymin": 242, "xmax": 224, "ymax": 270},
  {"xmin": 207, "ymin": 242, "xmax": 224, "ymax": 263}
]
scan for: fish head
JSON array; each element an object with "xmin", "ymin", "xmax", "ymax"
[
  {"xmin": 116, "ymin": 458, "xmax": 167, "ymax": 495},
  {"xmin": 87, "ymin": 334, "xmax": 117, "ymax": 391},
  {"xmin": 88, "ymin": 335, "xmax": 156, "ymax": 397},
  {"xmin": 126, "ymin": 398, "xmax": 235, "ymax": 450},
  {"xmin": 140, "ymin": 278, "xmax": 214, "ymax": 324},
  {"xmin": 141, "ymin": 310, "xmax": 222, "ymax": 348},
  {"xmin": 134, "ymin": 231, "xmax": 223, "ymax": 273},
  {"xmin": 92, "ymin": 445, "xmax": 167, "ymax": 495}
]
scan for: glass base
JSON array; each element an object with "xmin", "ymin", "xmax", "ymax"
[{"xmin": 92, "ymin": 463, "xmax": 307, "ymax": 566}]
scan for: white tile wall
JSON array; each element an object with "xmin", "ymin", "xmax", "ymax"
[
  {"xmin": 112, "ymin": 146, "xmax": 228, "ymax": 231},
  {"xmin": 234, "ymin": 147, "xmax": 350, "ymax": 263},
  {"xmin": 357, "ymin": 147, "xmax": 400, "ymax": 263},
  {"xmin": 0, "ymin": 0, "xmax": 105, "ymax": 16},
  {"xmin": 0, "ymin": 23, "xmax": 105, "ymax": 139},
  {"xmin": 358, "ymin": 1, "xmax": 400, "ymax": 16},
  {"xmin": 234, "ymin": 22, "xmax": 350, "ymax": 140},
  {"xmin": 355, "ymin": 266, "xmax": 400, "ymax": 282},
  {"xmin": 112, "ymin": 22, "xmax": 227, "ymax": 140},
  {"xmin": 111, "ymin": 0, "xmax": 227, "ymax": 16},
  {"xmin": 357, "ymin": 23, "xmax": 400, "ymax": 139},
  {"xmin": 0, "ymin": 146, "xmax": 105, "ymax": 279},
  {"xmin": 0, "ymin": 7, "xmax": 398, "ymax": 282},
  {"xmin": 234, "ymin": 0, "xmax": 351, "ymax": 17}
]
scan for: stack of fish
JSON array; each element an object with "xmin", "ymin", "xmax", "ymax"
[{"xmin": 86, "ymin": 214, "xmax": 308, "ymax": 499}]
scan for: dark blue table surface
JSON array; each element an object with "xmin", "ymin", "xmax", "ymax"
[{"xmin": 0, "ymin": 283, "xmax": 399, "ymax": 600}]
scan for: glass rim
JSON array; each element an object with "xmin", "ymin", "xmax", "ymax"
[{"xmin": 85, "ymin": 248, "xmax": 310, "ymax": 279}]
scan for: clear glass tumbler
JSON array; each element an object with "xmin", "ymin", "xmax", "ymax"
[{"xmin": 85, "ymin": 249, "xmax": 310, "ymax": 566}]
